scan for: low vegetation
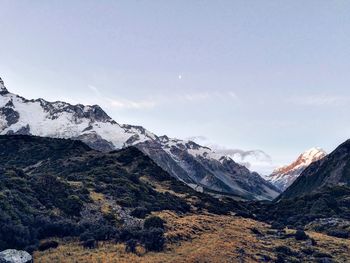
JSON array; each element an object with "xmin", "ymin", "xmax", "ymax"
[
  {"xmin": 252, "ymin": 185, "xmax": 350, "ymax": 237},
  {"xmin": 34, "ymin": 213, "xmax": 350, "ymax": 262},
  {"xmin": 3, "ymin": 135, "xmax": 350, "ymax": 262},
  {"xmin": 0, "ymin": 135, "xmax": 249, "ymax": 253}
]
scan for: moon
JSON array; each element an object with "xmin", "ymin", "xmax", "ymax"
[{"xmin": 178, "ymin": 75, "xmax": 182, "ymax": 79}]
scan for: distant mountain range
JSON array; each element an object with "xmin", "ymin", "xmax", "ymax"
[
  {"xmin": 266, "ymin": 148, "xmax": 327, "ymax": 191},
  {"xmin": 0, "ymin": 77, "xmax": 280, "ymax": 200}
]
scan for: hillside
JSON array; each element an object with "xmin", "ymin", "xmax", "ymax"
[
  {"xmin": 280, "ymin": 139, "xmax": 350, "ymax": 200},
  {"xmin": 34, "ymin": 213, "xmax": 350, "ymax": 262},
  {"xmin": 0, "ymin": 77, "xmax": 279, "ymax": 200},
  {"xmin": 0, "ymin": 135, "xmax": 248, "ymax": 252},
  {"xmin": 252, "ymin": 139, "xmax": 350, "ymax": 240},
  {"xmin": 2, "ymin": 135, "xmax": 350, "ymax": 262}
]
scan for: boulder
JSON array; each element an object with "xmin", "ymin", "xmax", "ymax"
[{"xmin": 0, "ymin": 249, "xmax": 32, "ymax": 263}]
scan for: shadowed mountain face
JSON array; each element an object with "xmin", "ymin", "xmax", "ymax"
[
  {"xmin": 0, "ymin": 135, "xmax": 249, "ymax": 251},
  {"xmin": 279, "ymin": 140, "xmax": 350, "ymax": 200},
  {"xmin": 0, "ymin": 77, "xmax": 279, "ymax": 200},
  {"xmin": 252, "ymin": 139, "xmax": 350, "ymax": 236}
]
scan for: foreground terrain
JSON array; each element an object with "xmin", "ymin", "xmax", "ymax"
[
  {"xmin": 2, "ymin": 135, "xmax": 350, "ymax": 262},
  {"xmin": 34, "ymin": 212, "xmax": 350, "ymax": 263}
]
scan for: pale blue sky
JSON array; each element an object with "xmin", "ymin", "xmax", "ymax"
[{"xmin": 1, "ymin": 1, "xmax": 350, "ymax": 172}]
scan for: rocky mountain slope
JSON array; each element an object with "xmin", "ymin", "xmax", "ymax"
[
  {"xmin": 266, "ymin": 148, "xmax": 326, "ymax": 191},
  {"xmin": 279, "ymin": 140, "xmax": 350, "ymax": 200},
  {"xmin": 0, "ymin": 135, "xmax": 248, "ymax": 252},
  {"xmin": 0, "ymin": 77, "xmax": 279, "ymax": 200},
  {"xmin": 252, "ymin": 139, "xmax": 350, "ymax": 239}
]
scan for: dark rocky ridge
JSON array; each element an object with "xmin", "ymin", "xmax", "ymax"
[{"xmin": 279, "ymin": 139, "xmax": 350, "ymax": 200}]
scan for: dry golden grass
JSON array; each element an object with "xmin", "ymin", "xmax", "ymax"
[
  {"xmin": 139, "ymin": 176, "xmax": 188, "ymax": 199},
  {"xmin": 34, "ymin": 212, "xmax": 350, "ymax": 263},
  {"xmin": 89, "ymin": 191, "xmax": 111, "ymax": 214}
]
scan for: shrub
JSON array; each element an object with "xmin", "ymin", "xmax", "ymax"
[
  {"xmin": 327, "ymin": 230, "xmax": 349, "ymax": 239},
  {"xmin": 125, "ymin": 239, "xmax": 137, "ymax": 253},
  {"xmin": 82, "ymin": 239, "xmax": 98, "ymax": 249},
  {"xmin": 310, "ymin": 238, "xmax": 317, "ymax": 246},
  {"xmin": 313, "ymin": 252, "xmax": 332, "ymax": 258},
  {"xmin": 275, "ymin": 246, "xmax": 298, "ymax": 257},
  {"xmin": 275, "ymin": 254, "xmax": 286, "ymax": 263},
  {"xmin": 250, "ymin": 227, "xmax": 262, "ymax": 235},
  {"xmin": 295, "ymin": 230, "xmax": 309, "ymax": 241},
  {"xmin": 119, "ymin": 228, "xmax": 142, "ymax": 242},
  {"xmin": 38, "ymin": 240, "xmax": 59, "ymax": 251},
  {"xmin": 80, "ymin": 231, "xmax": 94, "ymax": 242},
  {"xmin": 144, "ymin": 216, "xmax": 165, "ymax": 230},
  {"xmin": 92, "ymin": 225, "xmax": 117, "ymax": 241},
  {"xmin": 63, "ymin": 195, "xmax": 83, "ymax": 216},
  {"xmin": 271, "ymin": 222, "xmax": 284, "ymax": 230},
  {"xmin": 130, "ymin": 207, "xmax": 149, "ymax": 219},
  {"xmin": 142, "ymin": 228, "xmax": 165, "ymax": 252},
  {"xmin": 301, "ymin": 248, "xmax": 315, "ymax": 255}
]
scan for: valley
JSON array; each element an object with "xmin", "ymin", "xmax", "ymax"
[{"xmin": 0, "ymin": 77, "xmax": 350, "ymax": 262}]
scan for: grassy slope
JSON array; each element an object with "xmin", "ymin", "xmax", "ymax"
[
  {"xmin": 0, "ymin": 135, "xmax": 249, "ymax": 251},
  {"xmin": 34, "ymin": 212, "xmax": 350, "ymax": 263}
]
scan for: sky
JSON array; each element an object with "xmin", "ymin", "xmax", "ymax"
[{"xmin": 1, "ymin": 0, "xmax": 350, "ymax": 174}]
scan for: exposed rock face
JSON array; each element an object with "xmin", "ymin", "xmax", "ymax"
[
  {"xmin": 279, "ymin": 139, "xmax": 350, "ymax": 200},
  {"xmin": 266, "ymin": 148, "xmax": 327, "ymax": 191},
  {"xmin": 0, "ymin": 78, "xmax": 9, "ymax": 95},
  {"xmin": 0, "ymin": 249, "xmax": 32, "ymax": 263},
  {"xmin": 0, "ymin": 77, "xmax": 280, "ymax": 200}
]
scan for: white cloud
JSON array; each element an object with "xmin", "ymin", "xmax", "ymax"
[{"xmin": 187, "ymin": 135, "xmax": 276, "ymax": 175}]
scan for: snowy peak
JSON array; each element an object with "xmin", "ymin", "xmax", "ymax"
[
  {"xmin": 274, "ymin": 147, "xmax": 327, "ymax": 175},
  {"xmin": 267, "ymin": 147, "xmax": 327, "ymax": 191},
  {"xmin": 0, "ymin": 77, "xmax": 280, "ymax": 200},
  {"xmin": 280, "ymin": 139, "xmax": 350, "ymax": 200},
  {"xmin": 299, "ymin": 147, "xmax": 327, "ymax": 164}
]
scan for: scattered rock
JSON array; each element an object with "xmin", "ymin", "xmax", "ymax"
[{"xmin": 0, "ymin": 249, "xmax": 32, "ymax": 263}]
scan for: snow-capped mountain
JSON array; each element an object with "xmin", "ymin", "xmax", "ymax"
[
  {"xmin": 0, "ymin": 77, "xmax": 280, "ymax": 200},
  {"xmin": 266, "ymin": 147, "xmax": 327, "ymax": 191}
]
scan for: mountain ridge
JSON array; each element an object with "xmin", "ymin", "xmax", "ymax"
[
  {"xmin": 0, "ymin": 77, "xmax": 280, "ymax": 200},
  {"xmin": 266, "ymin": 147, "xmax": 327, "ymax": 191},
  {"xmin": 278, "ymin": 139, "xmax": 350, "ymax": 200}
]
